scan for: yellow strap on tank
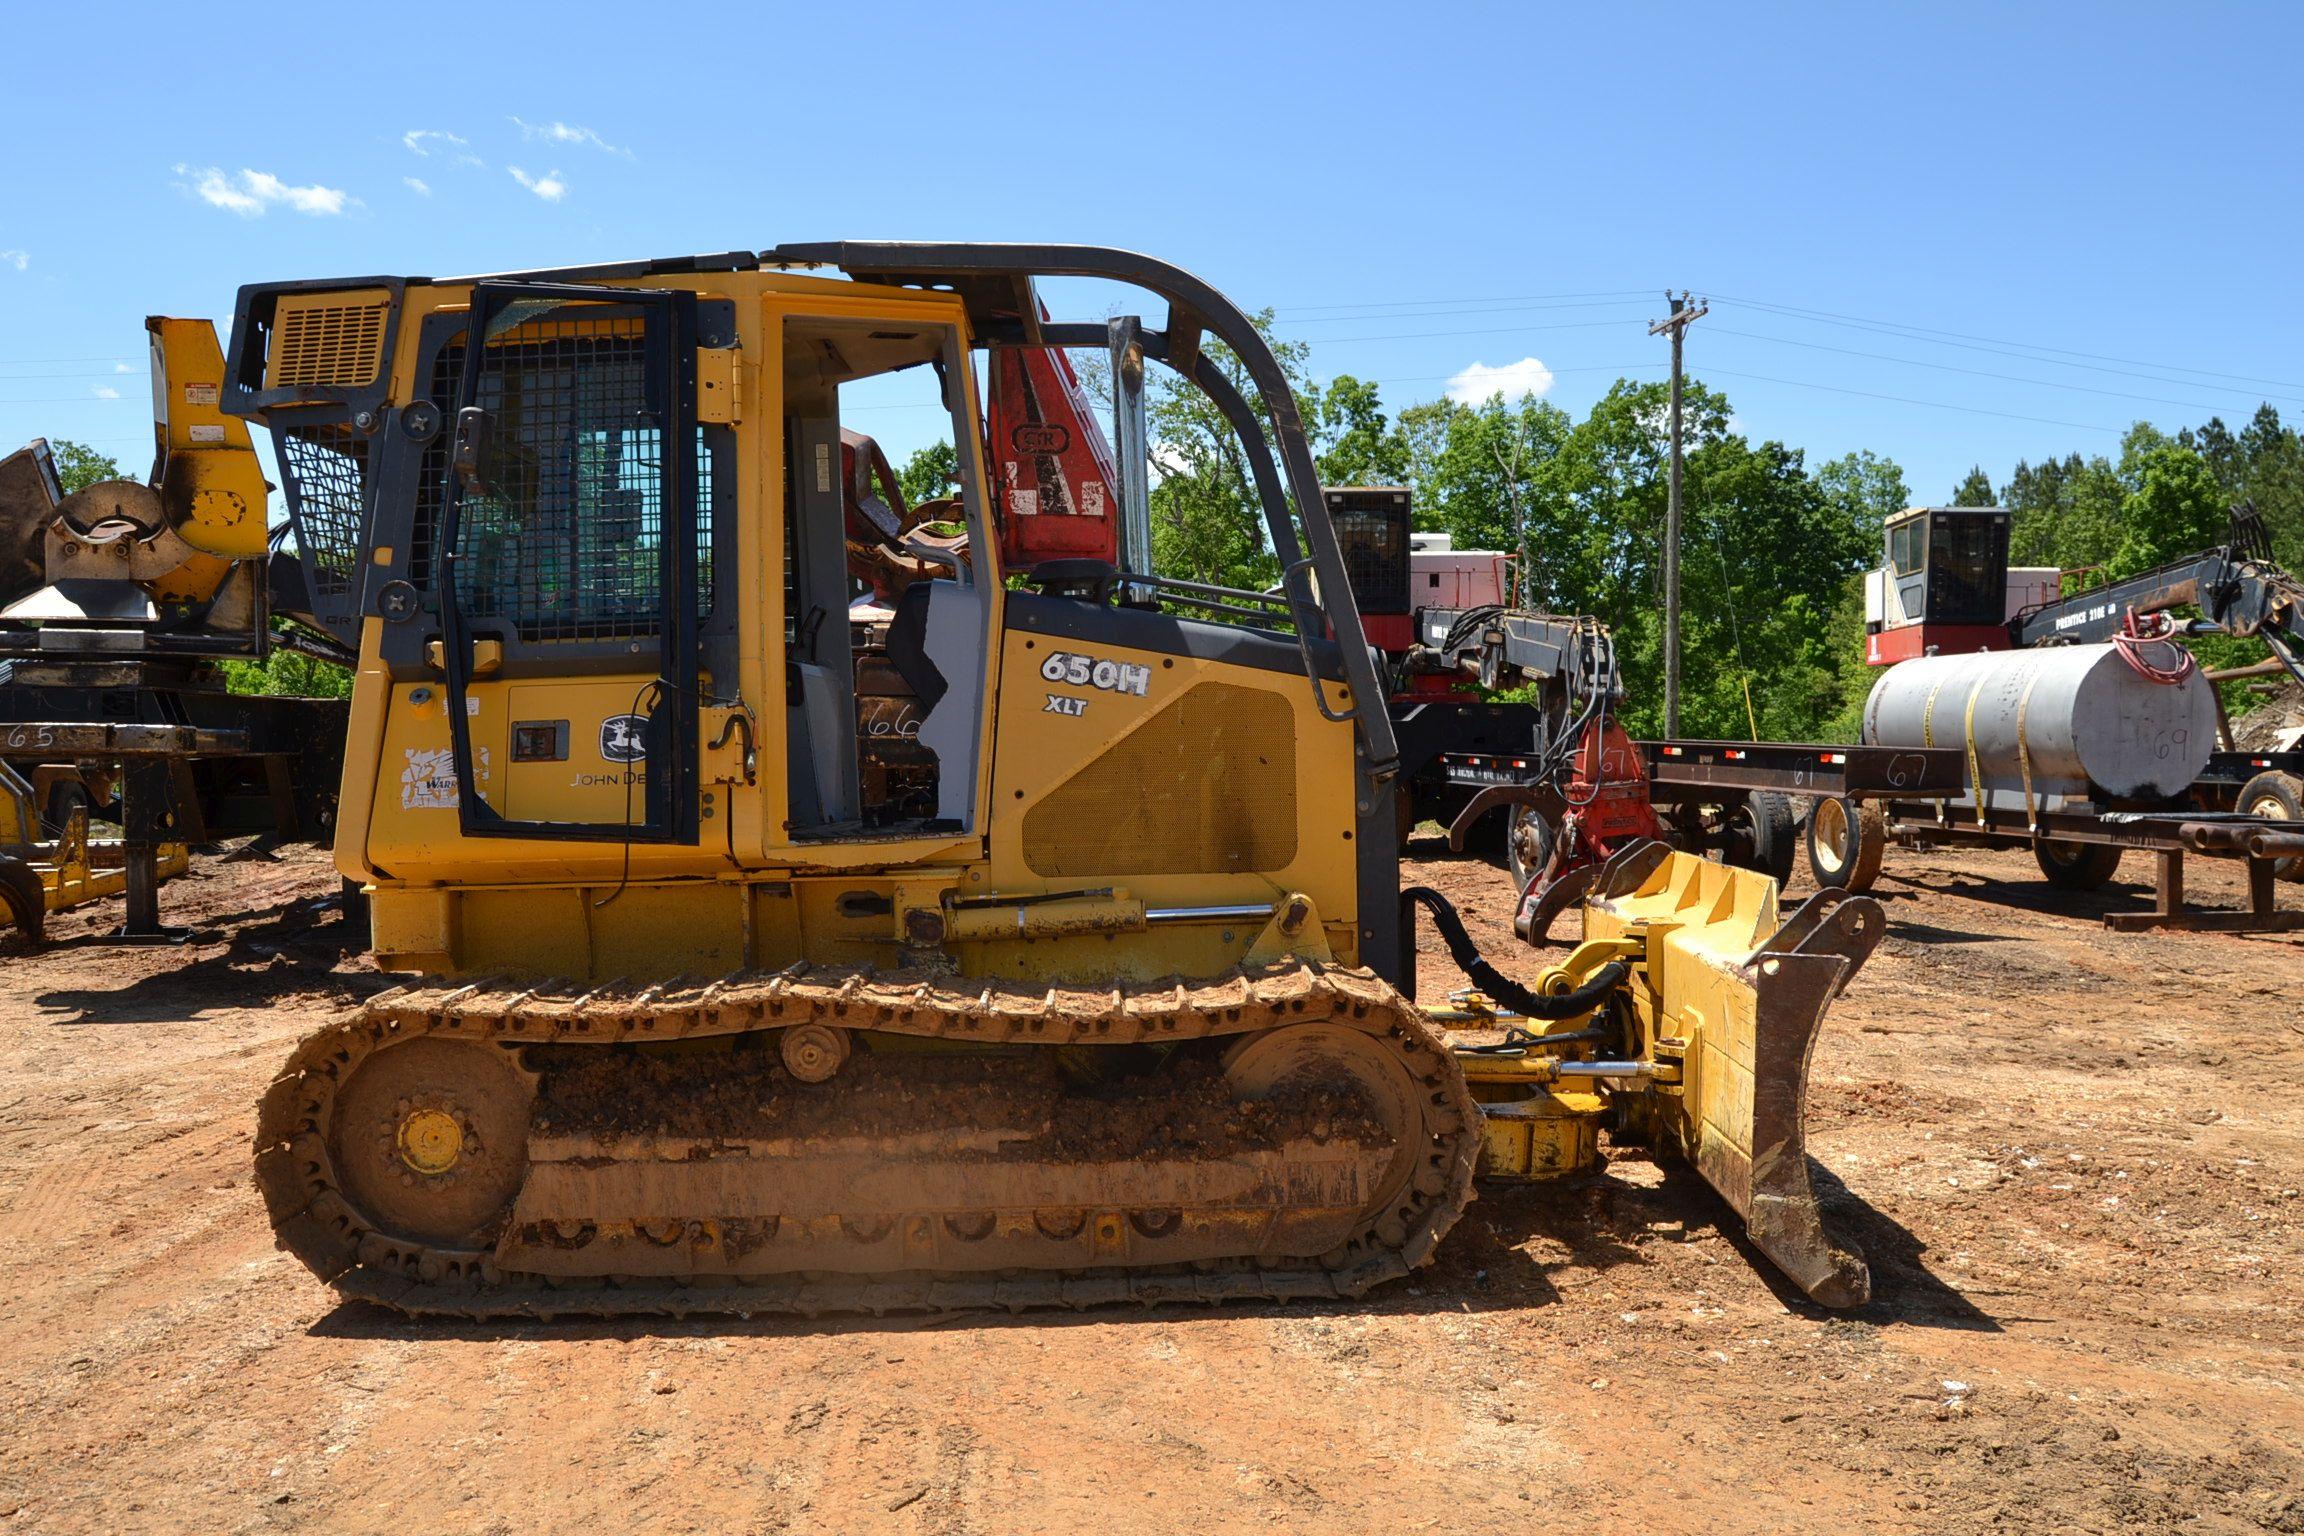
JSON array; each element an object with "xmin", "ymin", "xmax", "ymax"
[
  {"xmin": 2014, "ymin": 666, "xmax": 2044, "ymax": 835},
  {"xmin": 1961, "ymin": 675, "xmax": 1991, "ymax": 828},
  {"xmin": 1921, "ymin": 672, "xmax": 1956, "ymax": 828}
]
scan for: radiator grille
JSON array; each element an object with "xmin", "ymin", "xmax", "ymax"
[
  {"xmin": 1023, "ymin": 682, "xmax": 1297, "ymax": 877},
  {"xmin": 270, "ymin": 298, "xmax": 389, "ymax": 389}
]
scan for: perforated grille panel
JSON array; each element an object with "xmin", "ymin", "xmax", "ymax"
[
  {"xmin": 416, "ymin": 332, "xmax": 713, "ymax": 626},
  {"xmin": 452, "ymin": 320, "xmax": 666, "ymax": 643},
  {"xmin": 270, "ymin": 298, "xmax": 389, "ymax": 389},
  {"xmin": 1326, "ymin": 487, "xmax": 1411, "ymax": 617},
  {"xmin": 1022, "ymin": 682, "xmax": 1298, "ymax": 877},
  {"xmin": 276, "ymin": 424, "xmax": 370, "ymax": 598}
]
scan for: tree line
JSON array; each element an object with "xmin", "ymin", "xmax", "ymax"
[{"xmin": 901, "ymin": 317, "xmax": 2301, "ymax": 742}]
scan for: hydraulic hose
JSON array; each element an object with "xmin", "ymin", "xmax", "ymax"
[{"xmin": 1403, "ymin": 886, "xmax": 1629, "ymax": 1019}]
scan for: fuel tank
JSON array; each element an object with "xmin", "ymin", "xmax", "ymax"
[{"xmin": 1863, "ymin": 642, "xmax": 2215, "ymax": 801}]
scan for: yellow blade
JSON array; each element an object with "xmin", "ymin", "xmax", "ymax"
[{"xmin": 1582, "ymin": 842, "xmax": 1884, "ymax": 1308}]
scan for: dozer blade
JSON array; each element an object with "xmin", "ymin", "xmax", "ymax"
[{"xmin": 1581, "ymin": 842, "xmax": 1885, "ymax": 1308}]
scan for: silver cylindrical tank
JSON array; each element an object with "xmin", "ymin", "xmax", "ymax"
[{"xmin": 1863, "ymin": 643, "xmax": 2216, "ymax": 801}]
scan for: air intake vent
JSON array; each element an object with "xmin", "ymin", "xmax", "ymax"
[
  {"xmin": 1023, "ymin": 682, "xmax": 1298, "ymax": 878},
  {"xmin": 268, "ymin": 294, "xmax": 389, "ymax": 389}
]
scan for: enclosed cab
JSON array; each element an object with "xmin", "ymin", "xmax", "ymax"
[{"xmin": 1863, "ymin": 505, "xmax": 2060, "ymax": 664}]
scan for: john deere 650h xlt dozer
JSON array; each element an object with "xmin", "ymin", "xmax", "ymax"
[{"xmin": 230, "ymin": 244, "xmax": 1883, "ymax": 1317}]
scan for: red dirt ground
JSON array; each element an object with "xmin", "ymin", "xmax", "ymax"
[{"xmin": 1, "ymin": 838, "xmax": 2299, "ymax": 1535}]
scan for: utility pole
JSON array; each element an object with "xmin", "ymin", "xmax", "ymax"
[{"xmin": 1648, "ymin": 290, "xmax": 1707, "ymax": 737}]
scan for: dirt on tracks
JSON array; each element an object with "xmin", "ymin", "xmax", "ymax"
[{"xmin": 1, "ymin": 840, "xmax": 2300, "ymax": 1535}]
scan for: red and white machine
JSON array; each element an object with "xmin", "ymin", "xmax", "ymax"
[{"xmin": 1863, "ymin": 505, "xmax": 2061, "ymax": 665}]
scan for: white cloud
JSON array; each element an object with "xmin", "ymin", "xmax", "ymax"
[
  {"xmin": 1445, "ymin": 357, "xmax": 1555, "ymax": 405},
  {"xmin": 510, "ymin": 117, "xmax": 631, "ymax": 158},
  {"xmin": 0, "ymin": 249, "xmax": 26, "ymax": 272},
  {"xmin": 113, "ymin": 361, "xmax": 132, "ymax": 373},
  {"xmin": 93, "ymin": 385, "xmax": 121, "ymax": 400},
  {"xmin": 176, "ymin": 165, "xmax": 355, "ymax": 218},
  {"xmin": 404, "ymin": 130, "xmax": 483, "ymax": 168},
  {"xmin": 508, "ymin": 166, "xmax": 567, "ymax": 202},
  {"xmin": 404, "ymin": 176, "xmax": 432, "ymax": 196}
]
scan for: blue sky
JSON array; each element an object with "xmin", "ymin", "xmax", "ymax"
[{"xmin": 3, "ymin": 1, "xmax": 2299, "ymax": 506}]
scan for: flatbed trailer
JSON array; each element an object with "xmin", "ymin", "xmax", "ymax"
[
  {"xmin": 1415, "ymin": 706, "xmax": 2304, "ymax": 934},
  {"xmin": 1867, "ymin": 796, "xmax": 2304, "ymax": 934},
  {"xmin": 0, "ymin": 680, "xmax": 347, "ymax": 940},
  {"xmin": 1407, "ymin": 706, "xmax": 1967, "ymax": 889}
]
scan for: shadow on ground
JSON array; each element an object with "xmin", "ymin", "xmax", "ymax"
[{"xmin": 34, "ymin": 896, "xmax": 384, "ymax": 1025}]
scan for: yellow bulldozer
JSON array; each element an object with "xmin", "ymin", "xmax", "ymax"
[{"xmin": 229, "ymin": 244, "xmax": 1883, "ymax": 1317}]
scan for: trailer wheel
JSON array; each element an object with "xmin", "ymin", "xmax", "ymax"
[
  {"xmin": 2238, "ymin": 770, "xmax": 2304, "ymax": 883},
  {"xmin": 1723, "ymin": 791, "xmax": 1797, "ymax": 884},
  {"xmin": 1805, "ymin": 794, "xmax": 1886, "ymax": 892},
  {"xmin": 1505, "ymin": 805, "xmax": 1556, "ymax": 894},
  {"xmin": 0, "ymin": 854, "xmax": 45, "ymax": 948},
  {"xmin": 2033, "ymin": 838, "xmax": 2124, "ymax": 890},
  {"xmin": 41, "ymin": 780, "xmax": 89, "ymax": 840}
]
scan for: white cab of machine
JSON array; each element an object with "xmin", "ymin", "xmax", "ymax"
[{"xmin": 1407, "ymin": 533, "xmax": 1512, "ymax": 610}]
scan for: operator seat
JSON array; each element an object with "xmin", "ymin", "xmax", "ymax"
[{"xmin": 883, "ymin": 578, "xmax": 948, "ymax": 713}]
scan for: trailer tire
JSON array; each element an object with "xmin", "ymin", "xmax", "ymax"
[
  {"xmin": 2033, "ymin": 838, "xmax": 2124, "ymax": 890},
  {"xmin": 1505, "ymin": 805, "xmax": 1556, "ymax": 894},
  {"xmin": 0, "ymin": 855, "xmax": 45, "ymax": 948},
  {"xmin": 42, "ymin": 780, "xmax": 88, "ymax": 840},
  {"xmin": 1725, "ymin": 791, "xmax": 1797, "ymax": 884},
  {"xmin": 1806, "ymin": 794, "xmax": 1886, "ymax": 893},
  {"xmin": 2237, "ymin": 770, "xmax": 2304, "ymax": 883}
]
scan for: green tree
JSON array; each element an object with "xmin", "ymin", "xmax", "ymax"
[
  {"xmin": 49, "ymin": 440, "xmax": 124, "ymax": 494},
  {"xmin": 1950, "ymin": 464, "xmax": 1996, "ymax": 506},
  {"xmin": 2108, "ymin": 443, "xmax": 2226, "ymax": 579},
  {"xmin": 2002, "ymin": 451, "xmax": 2125, "ymax": 570},
  {"xmin": 896, "ymin": 440, "xmax": 959, "ymax": 509},
  {"xmin": 1140, "ymin": 309, "xmax": 1321, "ymax": 591},
  {"xmin": 221, "ymin": 646, "xmax": 353, "ymax": 699},
  {"xmin": 1419, "ymin": 394, "xmax": 1573, "ymax": 578},
  {"xmin": 1312, "ymin": 375, "xmax": 1408, "ymax": 489},
  {"xmin": 2183, "ymin": 404, "xmax": 2304, "ymax": 567},
  {"xmin": 1814, "ymin": 450, "xmax": 1909, "ymax": 552}
]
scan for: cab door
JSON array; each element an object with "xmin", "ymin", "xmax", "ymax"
[
  {"xmin": 748, "ymin": 291, "xmax": 1002, "ymax": 869},
  {"xmin": 433, "ymin": 282, "xmax": 704, "ymax": 845}
]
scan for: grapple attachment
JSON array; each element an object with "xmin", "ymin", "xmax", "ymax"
[{"xmin": 1582, "ymin": 841, "xmax": 1884, "ymax": 1307}]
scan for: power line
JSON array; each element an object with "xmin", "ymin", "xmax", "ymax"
[
  {"xmin": 1353, "ymin": 362, "xmax": 1666, "ymax": 389},
  {"xmin": 1275, "ymin": 289, "xmax": 1656, "ymax": 315},
  {"xmin": 1704, "ymin": 324, "xmax": 2303, "ymax": 414},
  {"xmin": 1283, "ymin": 319, "xmax": 1637, "ymax": 346},
  {"xmin": 1280, "ymin": 298, "xmax": 1655, "ymax": 327},
  {"xmin": 1269, "ymin": 283, "xmax": 2304, "ymax": 401},
  {"xmin": 1698, "ymin": 365, "xmax": 2122, "ymax": 435},
  {"xmin": 1713, "ymin": 292, "xmax": 2304, "ymax": 396}
]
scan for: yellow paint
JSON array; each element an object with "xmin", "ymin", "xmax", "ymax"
[
  {"xmin": 264, "ymin": 269, "xmax": 1364, "ymax": 983},
  {"xmin": 149, "ymin": 317, "xmax": 269, "ymax": 562},
  {"xmin": 396, "ymin": 1110, "xmax": 463, "ymax": 1175}
]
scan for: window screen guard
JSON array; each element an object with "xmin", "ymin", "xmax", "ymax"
[{"xmin": 437, "ymin": 281, "xmax": 702, "ymax": 844}]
